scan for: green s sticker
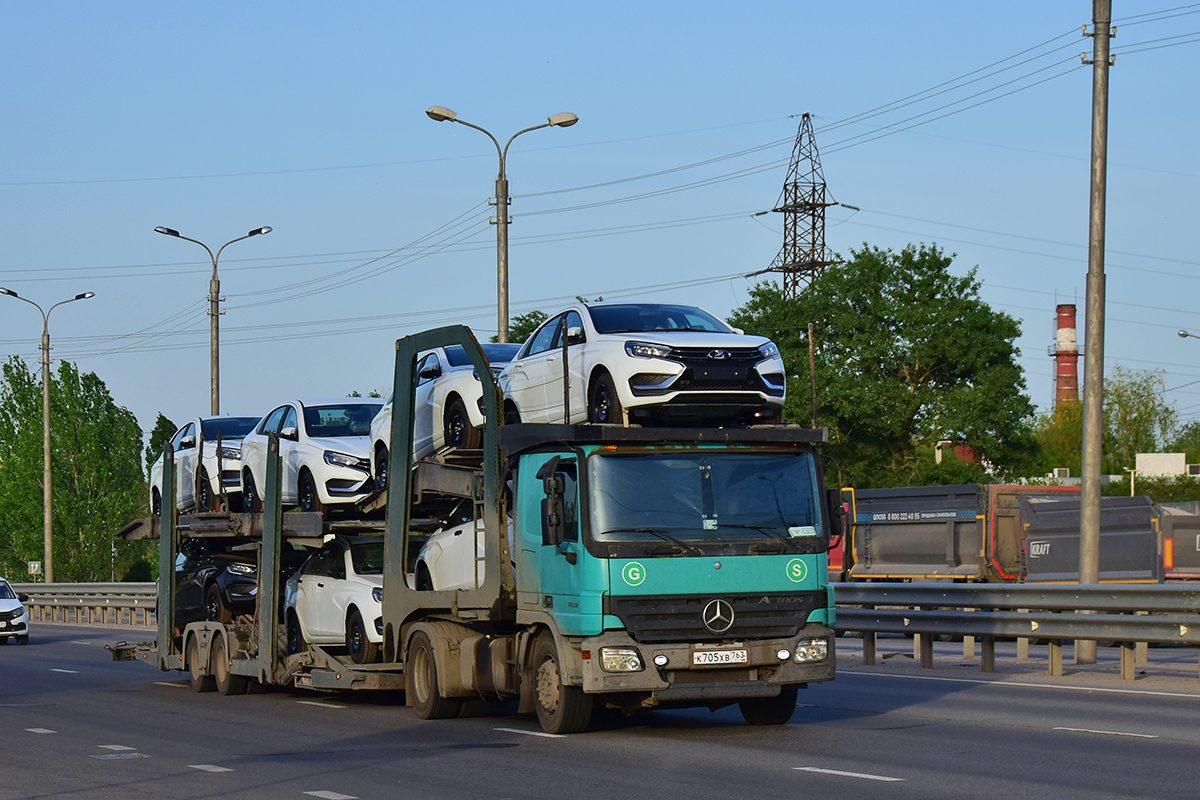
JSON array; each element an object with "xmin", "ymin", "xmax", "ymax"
[
  {"xmin": 622, "ymin": 561, "xmax": 646, "ymax": 586},
  {"xmin": 786, "ymin": 558, "xmax": 808, "ymax": 583}
]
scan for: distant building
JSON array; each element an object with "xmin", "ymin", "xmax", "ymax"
[{"xmin": 1135, "ymin": 452, "xmax": 1195, "ymax": 478}]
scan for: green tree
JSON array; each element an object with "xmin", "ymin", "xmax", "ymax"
[
  {"xmin": 490, "ymin": 310, "xmax": 548, "ymax": 345},
  {"xmin": 728, "ymin": 243, "xmax": 1036, "ymax": 487},
  {"xmin": 1103, "ymin": 365, "xmax": 1177, "ymax": 473},
  {"xmin": 1168, "ymin": 420, "xmax": 1200, "ymax": 464},
  {"xmin": 145, "ymin": 412, "xmax": 177, "ymax": 475},
  {"xmin": 1032, "ymin": 401, "xmax": 1082, "ymax": 477},
  {"xmin": 0, "ymin": 357, "xmax": 148, "ymax": 581}
]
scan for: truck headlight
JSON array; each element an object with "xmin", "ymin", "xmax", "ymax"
[
  {"xmin": 625, "ymin": 341, "xmax": 672, "ymax": 360},
  {"xmin": 372, "ymin": 587, "xmax": 383, "ymax": 603},
  {"xmin": 793, "ymin": 638, "xmax": 828, "ymax": 663},
  {"xmin": 599, "ymin": 646, "xmax": 644, "ymax": 672}
]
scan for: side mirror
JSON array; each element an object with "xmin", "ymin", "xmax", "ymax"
[
  {"xmin": 17, "ymin": 593, "xmax": 30, "ymax": 603},
  {"xmin": 731, "ymin": 326, "xmax": 745, "ymax": 336},
  {"xmin": 179, "ymin": 435, "xmax": 196, "ymax": 450},
  {"xmin": 826, "ymin": 488, "xmax": 846, "ymax": 545},
  {"xmin": 542, "ymin": 474, "xmax": 566, "ymax": 547},
  {"xmin": 420, "ymin": 365, "xmax": 442, "ymax": 380},
  {"xmin": 280, "ymin": 426, "xmax": 299, "ymax": 441},
  {"xmin": 565, "ymin": 326, "xmax": 585, "ymax": 345}
]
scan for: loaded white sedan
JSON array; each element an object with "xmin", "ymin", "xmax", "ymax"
[
  {"xmin": 239, "ymin": 398, "xmax": 382, "ymax": 514},
  {"xmin": 284, "ymin": 536, "xmax": 383, "ymax": 663},
  {"xmin": 370, "ymin": 342, "xmax": 520, "ymax": 487},
  {"xmin": 149, "ymin": 416, "xmax": 262, "ymax": 515},
  {"xmin": 497, "ymin": 302, "xmax": 785, "ymax": 425}
]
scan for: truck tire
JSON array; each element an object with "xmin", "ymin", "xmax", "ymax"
[
  {"xmin": 346, "ymin": 608, "xmax": 379, "ymax": 664},
  {"xmin": 187, "ymin": 637, "xmax": 215, "ymax": 693},
  {"xmin": 211, "ymin": 636, "xmax": 248, "ymax": 696},
  {"xmin": 407, "ymin": 631, "xmax": 461, "ymax": 719},
  {"xmin": 739, "ymin": 685, "xmax": 798, "ymax": 725},
  {"xmin": 532, "ymin": 633, "xmax": 592, "ymax": 734}
]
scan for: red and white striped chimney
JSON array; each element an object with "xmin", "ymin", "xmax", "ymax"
[{"xmin": 1053, "ymin": 304, "xmax": 1080, "ymax": 407}]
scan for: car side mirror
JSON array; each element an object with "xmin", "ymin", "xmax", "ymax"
[
  {"xmin": 179, "ymin": 435, "xmax": 195, "ymax": 450},
  {"xmin": 420, "ymin": 365, "xmax": 442, "ymax": 380},
  {"xmin": 825, "ymin": 488, "xmax": 846, "ymax": 545},
  {"xmin": 17, "ymin": 593, "xmax": 30, "ymax": 603},
  {"xmin": 280, "ymin": 426, "xmax": 298, "ymax": 441},
  {"xmin": 565, "ymin": 326, "xmax": 585, "ymax": 345},
  {"xmin": 731, "ymin": 326, "xmax": 745, "ymax": 335}
]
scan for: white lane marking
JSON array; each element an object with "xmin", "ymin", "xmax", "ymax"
[
  {"xmin": 99, "ymin": 745, "xmax": 137, "ymax": 751},
  {"xmin": 304, "ymin": 792, "xmax": 358, "ymax": 800},
  {"xmin": 1053, "ymin": 726, "xmax": 1159, "ymax": 739},
  {"xmin": 91, "ymin": 753, "xmax": 151, "ymax": 760},
  {"xmin": 795, "ymin": 767, "xmax": 905, "ymax": 782},
  {"xmin": 70, "ymin": 641, "xmax": 91, "ymax": 645},
  {"xmin": 296, "ymin": 700, "xmax": 347, "ymax": 710},
  {"xmin": 50, "ymin": 668, "xmax": 79, "ymax": 674},
  {"xmin": 842, "ymin": 671, "xmax": 1200, "ymax": 700},
  {"xmin": 190, "ymin": 764, "xmax": 234, "ymax": 772},
  {"xmin": 26, "ymin": 728, "xmax": 56, "ymax": 734},
  {"xmin": 493, "ymin": 726, "xmax": 565, "ymax": 739},
  {"xmin": 154, "ymin": 681, "xmax": 189, "ymax": 688}
]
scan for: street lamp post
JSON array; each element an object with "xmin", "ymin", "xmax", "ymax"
[
  {"xmin": 154, "ymin": 226, "xmax": 272, "ymax": 414},
  {"xmin": 425, "ymin": 106, "xmax": 578, "ymax": 343},
  {"xmin": 0, "ymin": 287, "xmax": 95, "ymax": 583}
]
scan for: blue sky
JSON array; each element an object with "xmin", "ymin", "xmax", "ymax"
[{"xmin": 3, "ymin": 2, "xmax": 1199, "ymax": 434}]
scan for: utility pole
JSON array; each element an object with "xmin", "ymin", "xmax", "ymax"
[
  {"xmin": 1078, "ymin": 0, "xmax": 1114, "ymax": 665},
  {"xmin": 766, "ymin": 113, "xmax": 835, "ymax": 298}
]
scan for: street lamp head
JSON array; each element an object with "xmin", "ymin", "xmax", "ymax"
[
  {"xmin": 0, "ymin": 287, "xmax": 17, "ymax": 298},
  {"xmin": 1180, "ymin": 330, "xmax": 1191, "ymax": 338},
  {"xmin": 248, "ymin": 226, "xmax": 272, "ymax": 236},
  {"xmin": 154, "ymin": 226, "xmax": 180, "ymax": 237},
  {"xmin": 548, "ymin": 112, "xmax": 579, "ymax": 128},
  {"xmin": 426, "ymin": 105, "xmax": 458, "ymax": 123},
  {"xmin": 75, "ymin": 292, "xmax": 95, "ymax": 301}
]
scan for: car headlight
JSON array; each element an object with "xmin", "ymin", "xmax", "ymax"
[
  {"xmin": 793, "ymin": 638, "xmax": 829, "ymax": 663},
  {"xmin": 599, "ymin": 646, "xmax": 644, "ymax": 672},
  {"xmin": 228, "ymin": 563, "xmax": 256, "ymax": 576},
  {"xmin": 12, "ymin": 606, "xmax": 25, "ymax": 618},
  {"xmin": 625, "ymin": 341, "xmax": 673, "ymax": 360},
  {"xmin": 324, "ymin": 451, "xmax": 369, "ymax": 471},
  {"xmin": 219, "ymin": 446, "xmax": 241, "ymax": 461},
  {"xmin": 758, "ymin": 342, "xmax": 780, "ymax": 360},
  {"xmin": 372, "ymin": 587, "xmax": 383, "ymax": 603}
]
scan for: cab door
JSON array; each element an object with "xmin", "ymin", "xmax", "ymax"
[{"xmin": 534, "ymin": 457, "xmax": 587, "ymax": 633}]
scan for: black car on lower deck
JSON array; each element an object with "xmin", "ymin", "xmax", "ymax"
[{"xmin": 174, "ymin": 537, "xmax": 311, "ymax": 629}]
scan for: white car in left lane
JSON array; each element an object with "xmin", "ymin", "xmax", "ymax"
[
  {"xmin": 0, "ymin": 577, "xmax": 31, "ymax": 645},
  {"xmin": 284, "ymin": 536, "xmax": 384, "ymax": 663},
  {"xmin": 150, "ymin": 416, "xmax": 262, "ymax": 515},
  {"xmin": 239, "ymin": 398, "xmax": 382, "ymax": 514}
]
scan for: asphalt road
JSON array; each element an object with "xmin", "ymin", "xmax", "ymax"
[{"xmin": 3, "ymin": 625, "xmax": 1199, "ymax": 800}]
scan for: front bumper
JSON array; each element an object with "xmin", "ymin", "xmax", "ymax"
[{"xmin": 578, "ymin": 623, "xmax": 834, "ymax": 703}]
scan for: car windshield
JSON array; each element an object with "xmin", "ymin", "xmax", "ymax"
[
  {"xmin": 588, "ymin": 452, "xmax": 820, "ymax": 548},
  {"xmin": 0, "ymin": 582, "xmax": 14, "ymax": 600},
  {"xmin": 442, "ymin": 343, "xmax": 522, "ymax": 368},
  {"xmin": 303, "ymin": 404, "xmax": 382, "ymax": 437},
  {"xmin": 349, "ymin": 540, "xmax": 384, "ymax": 575},
  {"xmin": 200, "ymin": 417, "xmax": 260, "ymax": 441},
  {"xmin": 587, "ymin": 304, "xmax": 732, "ymax": 334}
]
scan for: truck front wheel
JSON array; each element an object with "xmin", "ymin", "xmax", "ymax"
[
  {"xmin": 407, "ymin": 631, "xmax": 461, "ymax": 719},
  {"xmin": 532, "ymin": 633, "xmax": 592, "ymax": 734},
  {"xmin": 739, "ymin": 685, "xmax": 799, "ymax": 725}
]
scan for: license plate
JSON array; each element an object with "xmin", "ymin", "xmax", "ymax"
[
  {"xmin": 0, "ymin": 621, "xmax": 7, "ymax": 628},
  {"xmin": 692, "ymin": 648, "xmax": 748, "ymax": 666},
  {"xmin": 694, "ymin": 365, "xmax": 746, "ymax": 381}
]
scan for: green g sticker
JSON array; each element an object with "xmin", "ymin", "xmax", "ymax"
[
  {"xmin": 622, "ymin": 561, "xmax": 646, "ymax": 586},
  {"xmin": 786, "ymin": 558, "xmax": 808, "ymax": 583}
]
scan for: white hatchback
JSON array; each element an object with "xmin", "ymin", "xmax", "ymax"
[
  {"xmin": 149, "ymin": 416, "xmax": 261, "ymax": 515},
  {"xmin": 370, "ymin": 342, "xmax": 520, "ymax": 488},
  {"xmin": 284, "ymin": 536, "xmax": 383, "ymax": 663},
  {"xmin": 239, "ymin": 398, "xmax": 382, "ymax": 514},
  {"xmin": 497, "ymin": 302, "xmax": 785, "ymax": 425},
  {"xmin": 0, "ymin": 578, "xmax": 31, "ymax": 645}
]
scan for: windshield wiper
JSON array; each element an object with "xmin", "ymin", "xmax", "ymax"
[
  {"xmin": 599, "ymin": 527, "xmax": 704, "ymax": 556},
  {"xmin": 714, "ymin": 523, "xmax": 794, "ymax": 550}
]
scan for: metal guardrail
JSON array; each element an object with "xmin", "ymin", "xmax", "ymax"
[
  {"xmin": 832, "ymin": 582, "xmax": 1200, "ymax": 681},
  {"xmin": 12, "ymin": 582, "xmax": 156, "ymax": 628}
]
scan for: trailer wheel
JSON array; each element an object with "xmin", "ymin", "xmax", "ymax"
[
  {"xmin": 532, "ymin": 633, "xmax": 592, "ymax": 734},
  {"xmin": 738, "ymin": 685, "xmax": 798, "ymax": 725},
  {"xmin": 407, "ymin": 631, "xmax": 461, "ymax": 719},
  {"xmin": 186, "ymin": 637, "xmax": 214, "ymax": 693},
  {"xmin": 444, "ymin": 396, "xmax": 481, "ymax": 450},
  {"xmin": 346, "ymin": 608, "xmax": 379, "ymax": 664},
  {"xmin": 211, "ymin": 636, "xmax": 248, "ymax": 696},
  {"xmin": 205, "ymin": 584, "xmax": 232, "ymax": 624}
]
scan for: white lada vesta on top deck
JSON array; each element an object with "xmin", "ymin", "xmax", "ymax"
[
  {"xmin": 239, "ymin": 398, "xmax": 383, "ymax": 514},
  {"xmin": 149, "ymin": 416, "xmax": 262, "ymax": 516},
  {"xmin": 497, "ymin": 302, "xmax": 786, "ymax": 425}
]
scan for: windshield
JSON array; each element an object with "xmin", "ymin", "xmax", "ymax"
[
  {"xmin": 349, "ymin": 540, "xmax": 384, "ymax": 575},
  {"xmin": 303, "ymin": 404, "xmax": 382, "ymax": 437},
  {"xmin": 0, "ymin": 582, "xmax": 14, "ymax": 600},
  {"xmin": 200, "ymin": 417, "xmax": 260, "ymax": 441},
  {"xmin": 442, "ymin": 343, "xmax": 522, "ymax": 368},
  {"xmin": 587, "ymin": 304, "xmax": 732, "ymax": 334},
  {"xmin": 588, "ymin": 452, "xmax": 820, "ymax": 549}
]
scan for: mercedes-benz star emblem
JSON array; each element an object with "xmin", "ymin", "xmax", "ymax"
[
  {"xmin": 702, "ymin": 599, "xmax": 735, "ymax": 633},
  {"xmin": 708, "ymin": 349, "xmax": 728, "ymax": 360}
]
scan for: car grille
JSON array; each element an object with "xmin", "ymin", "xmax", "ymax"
[
  {"xmin": 604, "ymin": 592, "xmax": 822, "ymax": 644},
  {"xmin": 666, "ymin": 347, "xmax": 763, "ymax": 361},
  {"xmin": 672, "ymin": 375, "xmax": 763, "ymax": 392},
  {"xmin": 0, "ymin": 609, "xmax": 20, "ymax": 622}
]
